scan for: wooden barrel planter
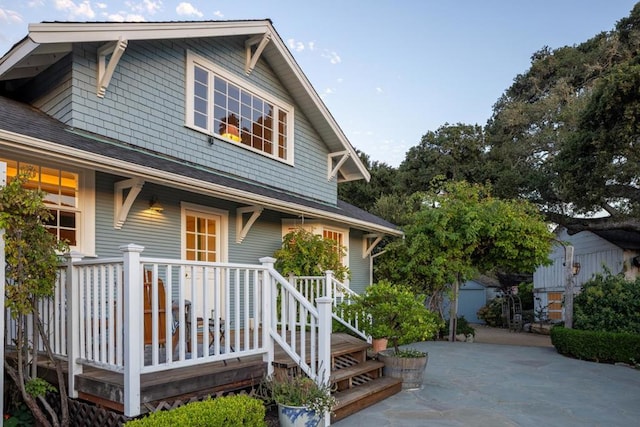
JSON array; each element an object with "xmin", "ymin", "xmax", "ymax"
[{"xmin": 378, "ymin": 350, "xmax": 428, "ymax": 390}]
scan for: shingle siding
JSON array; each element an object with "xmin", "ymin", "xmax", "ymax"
[{"xmin": 65, "ymin": 37, "xmax": 335, "ymax": 204}]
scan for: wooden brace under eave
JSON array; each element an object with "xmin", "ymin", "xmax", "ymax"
[
  {"xmin": 114, "ymin": 178, "xmax": 144, "ymax": 229},
  {"xmin": 362, "ymin": 234, "xmax": 383, "ymax": 258},
  {"xmin": 236, "ymin": 206, "xmax": 263, "ymax": 243},
  {"xmin": 328, "ymin": 151, "xmax": 349, "ymax": 181},
  {"xmin": 97, "ymin": 37, "xmax": 128, "ymax": 98},
  {"xmin": 245, "ymin": 32, "xmax": 271, "ymax": 75}
]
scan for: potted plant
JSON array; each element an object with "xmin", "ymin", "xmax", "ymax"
[
  {"xmin": 342, "ymin": 281, "xmax": 443, "ymax": 389},
  {"xmin": 260, "ymin": 372, "xmax": 336, "ymax": 427}
]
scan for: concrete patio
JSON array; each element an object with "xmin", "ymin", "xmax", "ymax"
[{"xmin": 334, "ymin": 328, "xmax": 640, "ymax": 426}]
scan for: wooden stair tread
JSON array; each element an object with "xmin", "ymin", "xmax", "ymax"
[
  {"xmin": 330, "ymin": 360, "xmax": 384, "ymax": 383},
  {"xmin": 273, "ymin": 333, "xmax": 370, "ymax": 368},
  {"xmin": 331, "ymin": 376, "xmax": 402, "ymax": 422}
]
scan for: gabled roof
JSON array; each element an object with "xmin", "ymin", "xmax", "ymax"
[
  {"xmin": 0, "ymin": 20, "xmax": 369, "ymax": 182},
  {"xmin": 0, "ymin": 95, "xmax": 401, "ymax": 236}
]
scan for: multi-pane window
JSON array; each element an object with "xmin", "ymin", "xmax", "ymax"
[
  {"xmin": 185, "ymin": 212, "xmax": 219, "ymax": 262},
  {"xmin": 3, "ymin": 159, "xmax": 79, "ymax": 246},
  {"xmin": 187, "ymin": 53, "xmax": 292, "ymax": 162},
  {"xmin": 323, "ymin": 229, "xmax": 345, "ymax": 257}
]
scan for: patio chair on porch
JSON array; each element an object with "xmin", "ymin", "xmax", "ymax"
[{"xmin": 143, "ymin": 271, "xmax": 179, "ymax": 351}]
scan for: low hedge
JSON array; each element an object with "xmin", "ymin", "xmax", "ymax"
[
  {"xmin": 124, "ymin": 395, "xmax": 266, "ymax": 427},
  {"xmin": 551, "ymin": 326, "xmax": 640, "ymax": 364}
]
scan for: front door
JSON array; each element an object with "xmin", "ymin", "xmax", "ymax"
[{"xmin": 182, "ymin": 203, "xmax": 228, "ymax": 319}]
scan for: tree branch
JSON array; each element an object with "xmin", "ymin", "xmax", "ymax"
[{"xmin": 545, "ymin": 211, "xmax": 640, "ymax": 234}]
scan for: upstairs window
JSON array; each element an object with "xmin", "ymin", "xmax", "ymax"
[{"xmin": 186, "ymin": 51, "xmax": 293, "ymax": 163}]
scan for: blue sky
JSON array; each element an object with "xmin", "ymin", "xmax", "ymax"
[{"xmin": 0, "ymin": 1, "xmax": 637, "ymax": 167}]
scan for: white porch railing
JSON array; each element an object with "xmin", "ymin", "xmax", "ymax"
[
  {"xmin": 4, "ymin": 244, "xmax": 367, "ymax": 425},
  {"xmin": 292, "ymin": 273, "xmax": 369, "ymax": 342}
]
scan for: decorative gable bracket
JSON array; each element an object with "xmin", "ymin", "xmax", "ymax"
[
  {"xmin": 362, "ymin": 233, "xmax": 383, "ymax": 258},
  {"xmin": 97, "ymin": 37, "xmax": 128, "ymax": 98},
  {"xmin": 114, "ymin": 178, "xmax": 144, "ymax": 229},
  {"xmin": 245, "ymin": 32, "xmax": 271, "ymax": 75},
  {"xmin": 328, "ymin": 151, "xmax": 350, "ymax": 181},
  {"xmin": 236, "ymin": 205, "xmax": 264, "ymax": 243}
]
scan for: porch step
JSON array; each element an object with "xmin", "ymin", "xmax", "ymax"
[
  {"xmin": 273, "ymin": 333, "xmax": 403, "ymax": 422},
  {"xmin": 331, "ymin": 376, "xmax": 403, "ymax": 423},
  {"xmin": 330, "ymin": 360, "xmax": 384, "ymax": 388}
]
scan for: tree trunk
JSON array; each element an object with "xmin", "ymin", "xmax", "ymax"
[{"xmin": 448, "ymin": 277, "xmax": 460, "ymax": 342}]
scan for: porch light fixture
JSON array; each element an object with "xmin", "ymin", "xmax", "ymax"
[
  {"xmin": 149, "ymin": 196, "xmax": 164, "ymax": 213},
  {"xmin": 572, "ymin": 262, "xmax": 581, "ymax": 276}
]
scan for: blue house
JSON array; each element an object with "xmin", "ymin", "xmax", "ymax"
[{"xmin": 0, "ymin": 20, "xmax": 402, "ymax": 423}]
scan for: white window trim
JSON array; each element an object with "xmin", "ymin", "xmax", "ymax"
[
  {"xmin": 180, "ymin": 202, "xmax": 229, "ymax": 263},
  {"xmin": 185, "ymin": 50, "xmax": 295, "ymax": 165},
  {"xmin": 0, "ymin": 156, "xmax": 95, "ymax": 257}
]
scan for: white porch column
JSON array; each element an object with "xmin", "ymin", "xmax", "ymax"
[
  {"xmin": 65, "ymin": 251, "xmax": 84, "ymax": 399},
  {"xmin": 260, "ymin": 257, "xmax": 276, "ymax": 376},
  {"xmin": 120, "ymin": 244, "xmax": 144, "ymax": 417},
  {"xmin": 316, "ymin": 296, "xmax": 332, "ymax": 427}
]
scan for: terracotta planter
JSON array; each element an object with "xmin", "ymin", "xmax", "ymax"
[
  {"xmin": 371, "ymin": 337, "xmax": 388, "ymax": 352},
  {"xmin": 277, "ymin": 403, "xmax": 324, "ymax": 427},
  {"xmin": 378, "ymin": 349, "xmax": 428, "ymax": 390}
]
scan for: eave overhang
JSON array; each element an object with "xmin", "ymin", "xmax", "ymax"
[{"xmin": 0, "ymin": 128, "xmax": 401, "ymax": 237}]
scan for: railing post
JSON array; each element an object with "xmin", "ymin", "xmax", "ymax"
[
  {"xmin": 120, "ymin": 244, "xmax": 144, "ymax": 417},
  {"xmin": 65, "ymin": 251, "xmax": 84, "ymax": 399},
  {"xmin": 324, "ymin": 270, "xmax": 334, "ymax": 299},
  {"xmin": 316, "ymin": 296, "xmax": 332, "ymax": 427},
  {"xmin": 260, "ymin": 257, "xmax": 276, "ymax": 376}
]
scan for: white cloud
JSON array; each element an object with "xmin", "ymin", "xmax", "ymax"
[
  {"xmin": 287, "ymin": 38, "xmax": 305, "ymax": 52},
  {"xmin": 213, "ymin": 10, "xmax": 224, "ymax": 18},
  {"xmin": 96, "ymin": 2, "xmax": 107, "ymax": 9},
  {"xmin": 376, "ymin": 87, "xmax": 383, "ymax": 94},
  {"xmin": 288, "ymin": 38, "xmax": 316, "ymax": 53},
  {"xmin": 176, "ymin": 2, "xmax": 203, "ymax": 17},
  {"xmin": 322, "ymin": 50, "xmax": 341, "ymax": 65},
  {"xmin": 54, "ymin": 0, "xmax": 96, "ymax": 19},
  {"xmin": 27, "ymin": 1, "xmax": 45, "ymax": 8},
  {"xmin": 0, "ymin": 8, "xmax": 23, "ymax": 24},
  {"xmin": 126, "ymin": 0, "xmax": 162, "ymax": 15},
  {"xmin": 107, "ymin": 12, "xmax": 146, "ymax": 22}
]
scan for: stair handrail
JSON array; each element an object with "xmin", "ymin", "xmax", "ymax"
[
  {"xmin": 290, "ymin": 273, "xmax": 369, "ymax": 342},
  {"xmin": 263, "ymin": 262, "xmax": 331, "ymax": 385},
  {"xmin": 327, "ymin": 276, "xmax": 370, "ymax": 342}
]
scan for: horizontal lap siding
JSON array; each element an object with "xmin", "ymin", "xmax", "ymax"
[
  {"xmin": 68, "ymin": 37, "xmax": 336, "ymax": 205},
  {"xmin": 348, "ymin": 230, "xmax": 370, "ymax": 294}
]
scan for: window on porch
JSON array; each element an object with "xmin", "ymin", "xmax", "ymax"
[{"xmin": 0, "ymin": 158, "xmax": 94, "ymax": 254}]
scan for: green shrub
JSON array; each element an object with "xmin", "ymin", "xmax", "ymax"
[
  {"xmin": 517, "ymin": 282, "xmax": 534, "ymax": 310},
  {"xmin": 441, "ymin": 316, "xmax": 476, "ymax": 337},
  {"xmin": 124, "ymin": 395, "xmax": 266, "ymax": 427},
  {"xmin": 573, "ymin": 272, "xmax": 640, "ymax": 334},
  {"xmin": 551, "ymin": 326, "xmax": 640, "ymax": 364},
  {"xmin": 477, "ymin": 298, "xmax": 505, "ymax": 327}
]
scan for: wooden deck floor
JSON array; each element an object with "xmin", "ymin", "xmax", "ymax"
[{"xmin": 28, "ymin": 332, "xmax": 369, "ymax": 415}]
